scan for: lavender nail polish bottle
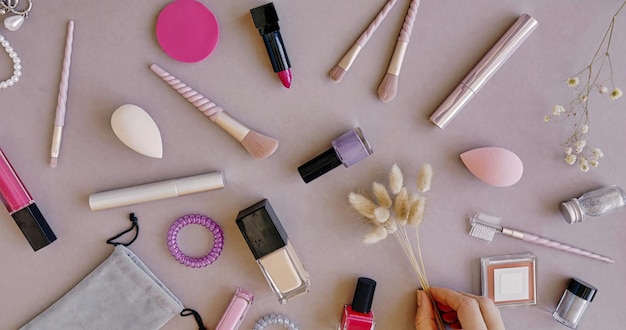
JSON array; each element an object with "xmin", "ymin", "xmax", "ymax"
[{"xmin": 298, "ymin": 127, "xmax": 373, "ymax": 183}]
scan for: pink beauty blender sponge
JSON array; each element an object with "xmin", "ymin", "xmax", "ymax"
[
  {"xmin": 156, "ymin": 0, "xmax": 219, "ymax": 63},
  {"xmin": 460, "ymin": 147, "xmax": 523, "ymax": 187}
]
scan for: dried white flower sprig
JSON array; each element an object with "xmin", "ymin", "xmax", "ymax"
[
  {"xmin": 545, "ymin": 1, "xmax": 625, "ymax": 172},
  {"xmin": 348, "ymin": 163, "xmax": 444, "ymax": 330}
]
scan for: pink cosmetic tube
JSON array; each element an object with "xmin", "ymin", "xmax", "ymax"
[
  {"xmin": 429, "ymin": 14, "xmax": 538, "ymax": 129},
  {"xmin": 0, "ymin": 148, "xmax": 56, "ymax": 251},
  {"xmin": 215, "ymin": 288, "xmax": 254, "ymax": 330}
]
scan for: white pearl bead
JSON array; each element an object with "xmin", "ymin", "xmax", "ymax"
[{"xmin": 0, "ymin": 34, "xmax": 22, "ymax": 89}]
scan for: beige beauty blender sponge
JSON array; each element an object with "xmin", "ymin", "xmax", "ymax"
[
  {"xmin": 460, "ymin": 147, "xmax": 523, "ymax": 187},
  {"xmin": 111, "ymin": 104, "xmax": 163, "ymax": 158}
]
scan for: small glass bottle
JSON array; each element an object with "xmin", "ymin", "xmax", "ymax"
[
  {"xmin": 340, "ymin": 277, "xmax": 376, "ymax": 330},
  {"xmin": 560, "ymin": 185, "xmax": 626, "ymax": 224},
  {"xmin": 236, "ymin": 199, "xmax": 310, "ymax": 304},
  {"xmin": 553, "ymin": 278, "xmax": 598, "ymax": 329}
]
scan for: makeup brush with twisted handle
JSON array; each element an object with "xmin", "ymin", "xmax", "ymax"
[
  {"xmin": 150, "ymin": 64, "xmax": 279, "ymax": 160},
  {"xmin": 377, "ymin": 0, "xmax": 421, "ymax": 102},
  {"xmin": 329, "ymin": 0, "xmax": 399, "ymax": 82}
]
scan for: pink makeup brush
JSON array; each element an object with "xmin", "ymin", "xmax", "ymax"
[
  {"xmin": 469, "ymin": 212, "xmax": 614, "ymax": 264},
  {"xmin": 377, "ymin": 0, "xmax": 421, "ymax": 102},
  {"xmin": 329, "ymin": 0, "xmax": 399, "ymax": 82},
  {"xmin": 150, "ymin": 64, "xmax": 279, "ymax": 160}
]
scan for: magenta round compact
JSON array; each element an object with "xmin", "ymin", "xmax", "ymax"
[
  {"xmin": 156, "ymin": 0, "xmax": 219, "ymax": 63},
  {"xmin": 167, "ymin": 214, "xmax": 224, "ymax": 268}
]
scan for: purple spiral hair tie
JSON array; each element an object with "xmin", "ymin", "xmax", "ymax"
[{"xmin": 167, "ymin": 214, "xmax": 224, "ymax": 268}]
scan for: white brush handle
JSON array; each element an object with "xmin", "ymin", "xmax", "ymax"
[{"xmin": 502, "ymin": 228, "xmax": 615, "ymax": 264}]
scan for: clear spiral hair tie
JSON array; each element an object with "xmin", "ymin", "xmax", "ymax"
[
  {"xmin": 253, "ymin": 314, "xmax": 299, "ymax": 330},
  {"xmin": 166, "ymin": 214, "xmax": 224, "ymax": 268}
]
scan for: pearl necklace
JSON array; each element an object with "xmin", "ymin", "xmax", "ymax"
[{"xmin": 0, "ymin": 32, "xmax": 22, "ymax": 89}]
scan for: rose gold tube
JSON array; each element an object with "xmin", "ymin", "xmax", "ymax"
[{"xmin": 429, "ymin": 14, "xmax": 538, "ymax": 129}]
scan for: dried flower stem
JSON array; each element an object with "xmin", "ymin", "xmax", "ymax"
[
  {"xmin": 349, "ymin": 164, "xmax": 444, "ymax": 329},
  {"xmin": 394, "ymin": 226, "xmax": 443, "ymax": 329},
  {"xmin": 546, "ymin": 1, "xmax": 624, "ymax": 172}
]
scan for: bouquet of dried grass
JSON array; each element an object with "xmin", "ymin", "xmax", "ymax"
[{"xmin": 348, "ymin": 163, "xmax": 444, "ymax": 330}]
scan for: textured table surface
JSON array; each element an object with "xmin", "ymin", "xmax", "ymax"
[{"xmin": 1, "ymin": 0, "xmax": 625, "ymax": 329}]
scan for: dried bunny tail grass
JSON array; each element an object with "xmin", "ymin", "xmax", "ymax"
[
  {"xmin": 417, "ymin": 163, "xmax": 433, "ymax": 193},
  {"xmin": 410, "ymin": 192, "xmax": 420, "ymax": 204},
  {"xmin": 374, "ymin": 207, "xmax": 391, "ymax": 223},
  {"xmin": 383, "ymin": 219, "xmax": 398, "ymax": 233},
  {"xmin": 389, "ymin": 163, "xmax": 404, "ymax": 194},
  {"xmin": 408, "ymin": 196, "xmax": 426, "ymax": 227},
  {"xmin": 394, "ymin": 187, "xmax": 410, "ymax": 224},
  {"xmin": 348, "ymin": 192, "xmax": 377, "ymax": 219},
  {"xmin": 363, "ymin": 225, "xmax": 388, "ymax": 244},
  {"xmin": 373, "ymin": 181, "xmax": 393, "ymax": 208}
]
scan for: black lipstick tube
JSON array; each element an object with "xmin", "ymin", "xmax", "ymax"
[{"xmin": 250, "ymin": 3, "xmax": 291, "ymax": 74}]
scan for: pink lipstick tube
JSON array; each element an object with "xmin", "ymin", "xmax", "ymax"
[
  {"xmin": 0, "ymin": 148, "xmax": 56, "ymax": 251},
  {"xmin": 215, "ymin": 288, "xmax": 254, "ymax": 330}
]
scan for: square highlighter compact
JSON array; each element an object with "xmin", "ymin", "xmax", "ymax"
[{"xmin": 481, "ymin": 253, "xmax": 536, "ymax": 306}]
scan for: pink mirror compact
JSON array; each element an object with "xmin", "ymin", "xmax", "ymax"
[
  {"xmin": 156, "ymin": 0, "xmax": 219, "ymax": 63},
  {"xmin": 481, "ymin": 253, "xmax": 537, "ymax": 307}
]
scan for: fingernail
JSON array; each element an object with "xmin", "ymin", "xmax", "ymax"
[{"xmin": 416, "ymin": 290, "xmax": 423, "ymax": 305}]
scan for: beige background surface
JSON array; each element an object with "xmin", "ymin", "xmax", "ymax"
[{"xmin": 1, "ymin": 0, "xmax": 625, "ymax": 329}]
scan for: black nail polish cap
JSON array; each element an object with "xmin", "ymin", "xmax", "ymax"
[
  {"xmin": 236, "ymin": 199, "xmax": 288, "ymax": 260},
  {"xmin": 352, "ymin": 277, "xmax": 376, "ymax": 313}
]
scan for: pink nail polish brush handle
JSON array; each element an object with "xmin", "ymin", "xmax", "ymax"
[{"xmin": 502, "ymin": 228, "xmax": 615, "ymax": 264}]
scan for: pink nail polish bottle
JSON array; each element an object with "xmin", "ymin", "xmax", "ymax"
[{"xmin": 340, "ymin": 277, "xmax": 376, "ymax": 330}]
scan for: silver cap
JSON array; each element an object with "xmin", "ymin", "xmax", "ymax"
[{"xmin": 560, "ymin": 199, "xmax": 583, "ymax": 224}]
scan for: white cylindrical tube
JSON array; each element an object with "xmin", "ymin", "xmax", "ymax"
[{"xmin": 89, "ymin": 172, "xmax": 225, "ymax": 211}]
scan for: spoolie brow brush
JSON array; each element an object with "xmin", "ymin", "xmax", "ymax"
[{"xmin": 469, "ymin": 212, "xmax": 615, "ymax": 264}]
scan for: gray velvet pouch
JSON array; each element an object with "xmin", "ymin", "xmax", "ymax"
[{"xmin": 20, "ymin": 245, "xmax": 183, "ymax": 330}]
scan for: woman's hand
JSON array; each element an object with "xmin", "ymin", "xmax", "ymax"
[{"xmin": 415, "ymin": 287, "xmax": 505, "ymax": 330}]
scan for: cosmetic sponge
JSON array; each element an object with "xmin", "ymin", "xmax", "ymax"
[
  {"xmin": 156, "ymin": 0, "xmax": 219, "ymax": 63},
  {"xmin": 460, "ymin": 147, "xmax": 523, "ymax": 187},
  {"xmin": 111, "ymin": 104, "xmax": 163, "ymax": 159}
]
